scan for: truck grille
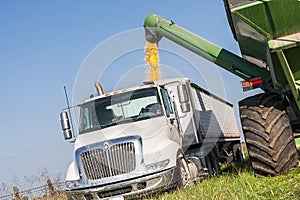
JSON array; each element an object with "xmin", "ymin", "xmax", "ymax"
[{"xmin": 80, "ymin": 142, "xmax": 136, "ymax": 180}]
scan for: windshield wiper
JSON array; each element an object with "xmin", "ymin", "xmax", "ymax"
[
  {"xmin": 100, "ymin": 122, "xmax": 117, "ymax": 129},
  {"xmin": 133, "ymin": 116, "xmax": 150, "ymax": 122},
  {"xmin": 115, "ymin": 118, "xmax": 135, "ymax": 124}
]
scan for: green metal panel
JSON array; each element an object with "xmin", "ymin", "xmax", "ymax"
[
  {"xmin": 276, "ymin": 50, "xmax": 300, "ymax": 112},
  {"xmin": 227, "ymin": 0, "xmax": 300, "ymax": 65},
  {"xmin": 231, "ymin": 0, "xmax": 300, "ymax": 39}
]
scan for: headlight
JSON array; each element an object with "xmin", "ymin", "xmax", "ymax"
[
  {"xmin": 145, "ymin": 159, "xmax": 169, "ymax": 172},
  {"xmin": 66, "ymin": 180, "xmax": 80, "ymax": 189}
]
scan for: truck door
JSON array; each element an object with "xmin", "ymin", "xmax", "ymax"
[
  {"xmin": 164, "ymin": 83, "xmax": 198, "ymax": 148},
  {"xmin": 176, "ymin": 83, "xmax": 198, "ymax": 148},
  {"xmin": 161, "ymin": 88, "xmax": 179, "ymax": 131}
]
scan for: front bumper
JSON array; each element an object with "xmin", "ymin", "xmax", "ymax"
[{"xmin": 66, "ymin": 167, "xmax": 175, "ymax": 200}]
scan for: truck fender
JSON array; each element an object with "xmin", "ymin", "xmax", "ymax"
[{"xmin": 66, "ymin": 161, "xmax": 80, "ymax": 181}]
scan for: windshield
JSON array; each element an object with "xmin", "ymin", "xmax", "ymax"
[{"xmin": 78, "ymin": 88, "xmax": 163, "ymax": 134}]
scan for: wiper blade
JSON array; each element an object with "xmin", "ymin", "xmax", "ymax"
[
  {"xmin": 100, "ymin": 123, "xmax": 117, "ymax": 129},
  {"xmin": 133, "ymin": 116, "xmax": 150, "ymax": 121},
  {"xmin": 115, "ymin": 118, "xmax": 135, "ymax": 124}
]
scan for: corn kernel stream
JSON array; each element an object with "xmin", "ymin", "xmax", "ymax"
[{"xmin": 144, "ymin": 42, "xmax": 160, "ymax": 81}]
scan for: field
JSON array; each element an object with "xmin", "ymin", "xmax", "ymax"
[
  {"xmin": 149, "ymin": 161, "xmax": 300, "ymax": 200},
  {"xmin": 46, "ymin": 157, "xmax": 300, "ymax": 200}
]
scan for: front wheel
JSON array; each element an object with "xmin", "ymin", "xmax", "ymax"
[
  {"xmin": 239, "ymin": 92, "xmax": 298, "ymax": 177},
  {"xmin": 174, "ymin": 156, "xmax": 192, "ymax": 188}
]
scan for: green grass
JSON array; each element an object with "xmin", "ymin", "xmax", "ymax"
[
  {"xmin": 295, "ymin": 138, "xmax": 300, "ymax": 148},
  {"xmin": 148, "ymin": 160, "xmax": 300, "ymax": 200}
]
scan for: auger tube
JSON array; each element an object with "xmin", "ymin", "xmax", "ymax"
[{"xmin": 144, "ymin": 14, "xmax": 270, "ymax": 82}]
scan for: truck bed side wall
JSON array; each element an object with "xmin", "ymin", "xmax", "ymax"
[{"xmin": 189, "ymin": 83, "xmax": 240, "ymax": 140}]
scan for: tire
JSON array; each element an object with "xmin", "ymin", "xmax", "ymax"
[
  {"xmin": 233, "ymin": 143, "xmax": 244, "ymax": 163},
  {"xmin": 173, "ymin": 156, "xmax": 192, "ymax": 188},
  {"xmin": 208, "ymin": 149, "xmax": 221, "ymax": 175},
  {"xmin": 239, "ymin": 92, "xmax": 299, "ymax": 177},
  {"xmin": 204, "ymin": 147, "xmax": 221, "ymax": 176},
  {"xmin": 205, "ymin": 154, "xmax": 213, "ymax": 175}
]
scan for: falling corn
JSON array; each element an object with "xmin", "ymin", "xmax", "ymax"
[{"xmin": 144, "ymin": 42, "xmax": 160, "ymax": 81}]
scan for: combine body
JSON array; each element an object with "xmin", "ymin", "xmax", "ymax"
[
  {"xmin": 60, "ymin": 78, "xmax": 242, "ymax": 199},
  {"xmin": 144, "ymin": 0, "xmax": 299, "ymax": 177},
  {"xmin": 224, "ymin": 0, "xmax": 300, "ymax": 128}
]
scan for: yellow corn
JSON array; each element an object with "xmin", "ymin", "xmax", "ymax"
[{"xmin": 144, "ymin": 42, "xmax": 160, "ymax": 81}]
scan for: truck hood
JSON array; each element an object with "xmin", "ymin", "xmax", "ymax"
[{"xmin": 74, "ymin": 116, "xmax": 167, "ymax": 150}]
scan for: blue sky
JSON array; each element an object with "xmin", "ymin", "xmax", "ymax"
[{"xmin": 0, "ymin": 0, "xmax": 260, "ymax": 190}]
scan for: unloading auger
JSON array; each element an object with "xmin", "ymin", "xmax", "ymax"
[{"xmin": 144, "ymin": 0, "xmax": 300, "ymax": 177}]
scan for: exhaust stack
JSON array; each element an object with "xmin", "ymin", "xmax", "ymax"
[{"xmin": 94, "ymin": 81, "xmax": 104, "ymax": 96}]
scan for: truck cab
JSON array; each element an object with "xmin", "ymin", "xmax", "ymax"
[{"xmin": 60, "ymin": 78, "xmax": 242, "ymax": 199}]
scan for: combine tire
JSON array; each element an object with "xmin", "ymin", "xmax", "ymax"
[{"xmin": 239, "ymin": 92, "xmax": 298, "ymax": 177}]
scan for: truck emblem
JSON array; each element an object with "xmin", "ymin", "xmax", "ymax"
[{"xmin": 103, "ymin": 142, "xmax": 110, "ymax": 151}]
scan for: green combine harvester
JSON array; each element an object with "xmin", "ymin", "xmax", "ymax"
[{"xmin": 144, "ymin": 0, "xmax": 300, "ymax": 177}]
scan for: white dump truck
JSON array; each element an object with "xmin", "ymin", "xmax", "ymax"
[{"xmin": 60, "ymin": 77, "xmax": 242, "ymax": 199}]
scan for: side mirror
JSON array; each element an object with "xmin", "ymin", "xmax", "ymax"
[
  {"xmin": 177, "ymin": 84, "xmax": 190, "ymax": 113},
  {"xmin": 181, "ymin": 102, "xmax": 190, "ymax": 113},
  {"xmin": 60, "ymin": 111, "xmax": 73, "ymax": 140}
]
